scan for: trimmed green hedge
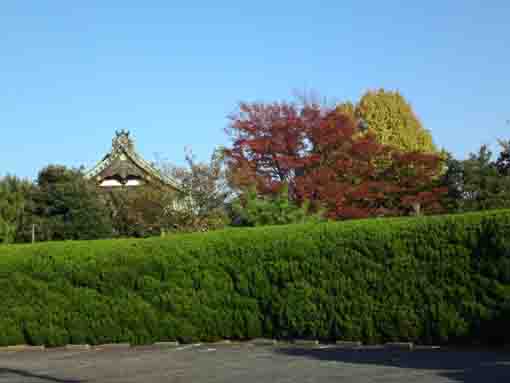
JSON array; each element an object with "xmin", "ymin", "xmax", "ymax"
[{"xmin": 1, "ymin": 210, "xmax": 510, "ymax": 347}]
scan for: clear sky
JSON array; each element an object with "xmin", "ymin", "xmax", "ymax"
[{"xmin": 1, "ymin": 1, "xmax": 509, "ymax": 179}]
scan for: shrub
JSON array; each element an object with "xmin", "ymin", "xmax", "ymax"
[
  {"xmin": 230, "ymin": 185, "xmax": 325, "ymax": 227},
  {"xmin": 0, "ymin": 209, "xmax": 509, "ymax": 346}
]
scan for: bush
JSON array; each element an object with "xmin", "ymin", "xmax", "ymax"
[
  {"xmin": 0, "ymin": 210, "xmax": 509, "ymax": 347},
  {"xmin": 230, "ymin": 185, "xmax": 325, "ymax": 227}
]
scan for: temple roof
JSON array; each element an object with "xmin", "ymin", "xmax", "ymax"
[{"xmin": 86, "ymin": 130, "xmax": 181, "ymax": 189}]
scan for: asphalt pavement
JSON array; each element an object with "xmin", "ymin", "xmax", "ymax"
[{"xmin": 1, "ymin": 342, "xmax": 509, "ymax": 382}]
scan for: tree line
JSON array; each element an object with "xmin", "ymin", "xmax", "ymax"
[{"xmin": 1, "ymin": 89, "xmax": 509, "ymax": 243}]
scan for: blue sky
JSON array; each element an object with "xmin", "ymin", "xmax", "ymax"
[{"xmin": 1, "ymin": 1, "xmax": 509, "ymax": 179}]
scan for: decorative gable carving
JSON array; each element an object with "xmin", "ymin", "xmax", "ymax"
[{"xmin": 86, "ymin": 131, "xmax": 180, "ymax": 190}]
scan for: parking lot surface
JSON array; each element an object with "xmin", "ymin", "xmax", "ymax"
[{"xmin": 1, "ymin": 343, "xmax": 509, "ymax": 382}]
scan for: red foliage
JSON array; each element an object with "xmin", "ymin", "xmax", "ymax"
[{"xmin": 225, "ymin": 102, "xmax": 446, "ymax": 219}]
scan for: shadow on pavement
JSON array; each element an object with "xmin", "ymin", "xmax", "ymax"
[
  {"xmin": 277, "ymin": 347, "xmax": 510, "ymax": 383},
  {"xmin": 0, "ymin": 368, "xmax": 84, "ymax": 383}
]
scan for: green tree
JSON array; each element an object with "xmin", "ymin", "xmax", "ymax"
[
  {"xmin": 0, "ymin": 176, "xmax": 32, "ymax": 244},
  {"xmin": 32, "ymin": 165, "xmax": 114, "ymax": 241},
  {"xmin": 231, "ymin": 185, "xmax": 325, "ymax": 227},
  {"xmin": 0, "ymin": 183, "xmax": 20, "ymax": 244},
  {"xmin": 441, "ymin": 146, "xmax": 510, "ymax": 212},
  {"xmin": 344, "ymin": 89, "xmax": 437, "ymax": 153},
  {"xmin": 495, "ymin": 139, "xmax": 510, "ymax": 176}
]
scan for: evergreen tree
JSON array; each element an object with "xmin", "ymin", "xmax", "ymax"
[
  {"xmin": 442, "ymin": 146, "xmax": 510, "ymax": 212},
  {"xmin": 231, "ymin": 185, "xmax": 324, "ymax": 226},
  {"xmin": 32, "ymin": 165, "xmax": 114, "ymax": 241},
  {"xmin": 496, "ymin": 139, "xmax": 510, "ymax": 176},
  {"xmin": 0, "ymin": 176, "xmax": 31, "ymax": 244}
]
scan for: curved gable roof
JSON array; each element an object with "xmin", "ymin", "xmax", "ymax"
[{"xmin": 85, "ymin": 131, "xmax": 181, "ymax": 190}]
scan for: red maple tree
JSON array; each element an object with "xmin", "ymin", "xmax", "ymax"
[{"xmin": 224, "ymin": 102, "xmax": 445, "ymax": 220}]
